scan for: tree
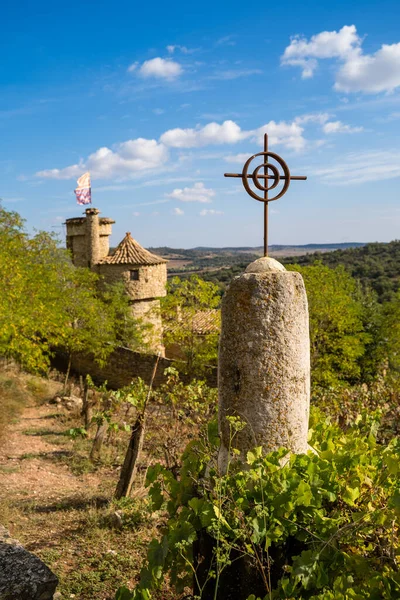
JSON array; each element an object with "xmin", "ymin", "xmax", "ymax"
[
  {"xmin": 0, "ymin": 204, "xmax": 144, "ymax": 374},
  {"xmin": 288, "ymin": 262, "xmax": 369, "ymax": 387},
  {"xmin": 161, "ymin": 275, "xmax": 221, "ymax": 378},
  {"xmin": 380, "ymin": 289, "xmax": 400, "ymax": 376}
]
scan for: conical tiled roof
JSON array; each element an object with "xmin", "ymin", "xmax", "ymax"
[{"xmin": 100, "ymin": 232, "xmax": 167, "ymax": 266}]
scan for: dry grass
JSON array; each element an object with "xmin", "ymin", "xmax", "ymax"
[
  {"xmin": 0, "ymin": 367, "xmax": 191, "ymax": 599},
  {"xmin": 0, "ymin": 372, "xmax": 30, "ymax": 440}
]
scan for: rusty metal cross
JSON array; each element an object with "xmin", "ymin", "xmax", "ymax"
[{"xmin": 224, "ymin": 134, "xmax": 307, "ymax": 257}]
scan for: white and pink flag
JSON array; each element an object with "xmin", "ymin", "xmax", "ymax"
[{"xmin": 74, "ymin": 172, "xmax": 92, "ymax": 205}]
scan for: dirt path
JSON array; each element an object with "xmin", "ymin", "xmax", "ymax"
[
  {"xmin": 0, "ymin": 401, "xmax": 102, "ymax": 504},
  {"xmin": 0, "ymin": 375, "xmax": 171, "ymax": 599}
]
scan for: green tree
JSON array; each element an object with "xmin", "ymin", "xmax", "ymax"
[
  {"xmin": 288, "ymin": 262, "xmax": 369, "ymax": 387},
  {"xmin": 161, "ymin": 275, "xmax": 221, "ymax": 378},
  {"xmin": 380, "ymin": 289, "xmax": 400, "ymax": 376},
  {"xmin": 0, "ymin": 204, "xmax": 143, "ymax": 374}
]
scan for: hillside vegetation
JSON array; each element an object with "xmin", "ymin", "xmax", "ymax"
[
  {"xmin": 0, "ymin": 205, "xmax": 143, "ymax": 374},
  {"xmin": 282, "ymin": 240, "xmax": 400, "ymax": 303},
  {"xmin": 2, "ymin": 206, "xmax": 400, "ymax": 599},
  {"xmin": 146, "ymin": 242, "xmax": 365, "ymax": 279},
  {"xmin": 196, "ymin": 240, "xmax": 399, "ymax": 303}
]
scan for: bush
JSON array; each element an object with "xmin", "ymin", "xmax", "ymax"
[{"xmin": 118, "ymin": 408, "xmax": 400, "ymax": 599}]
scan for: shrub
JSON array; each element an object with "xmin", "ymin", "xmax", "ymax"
[{"xmin": 117, "ymin": 408, "xmax": 400, "ymax": 599}]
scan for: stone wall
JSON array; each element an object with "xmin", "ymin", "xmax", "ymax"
[
  {"xmin": 130, "ymin": 299, "xmax": 165, "ymax": 355},
  {"xmin": 97, "ymin": 263, "xmax": 167, "ymax": 300},
  {"xmin": 52, "ymin": 347, "xmax": 217, "ymax": 390},
  {"xmin": 66, "ymin": 233, "xmax": 88, "ymax": 267},
  {"xmin": 65, "ymin": 214, "xmax": 114, "ymax": 267}
]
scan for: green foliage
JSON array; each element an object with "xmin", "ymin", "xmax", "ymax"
[
  {"xmin": 117, "ymin": 408, "xmax": 400, "ymax": 600},
  {"xmin": 312, "ymin": 376, "xmax": 400, "ymax": 444},
  {"xmin": 156, "ymin": 367, "xmax": 217, "ymax": 427},
  {"xmin": 281, "ymin": 241, "xmax": 400, "ymax": 304},
  {"xmin": 68, "ymin": 427, "xmax": 88, "ymax": 439},
  {"xmin": 0, "ymin": 204, "xmax": 143, "ymax": 373},
  {"xmin": 161, "ymin": 275, "xmax": 221, "ymax": 378},
  {"xmin": 287, "ymin": 263, "xmax": 370, "ymax": 387},
  {"xmin": 380, "ymin": 289, "xmax": 400, "ymax": 374}
]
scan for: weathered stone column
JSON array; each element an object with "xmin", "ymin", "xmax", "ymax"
[
  {"xmin": 218, "ymin": 257, "xmax": 310, "ymax": 470},
  {"xmin": 85, "ymin": 207, "xmax": 101, "ymax": 268}
]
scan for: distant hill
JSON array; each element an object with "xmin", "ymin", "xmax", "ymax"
[
  {"xmin": 147, "ymin": 242, "xmax": 366, "ymax": 276},
  {"xmin": 281, "ymin": 240, "xmax": 400, "ymax": 303},
  {"xmin": 148, "ymin": 242, "xmax": 365, "ymax": 258},
  {"xmin": 153, "ymin": 241, "xmax": 399, "ymax": 303}
]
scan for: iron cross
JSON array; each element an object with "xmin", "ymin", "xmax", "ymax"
[{"xmin": 224, "ymin": 134, "xmax": 307, "ymax": 257}]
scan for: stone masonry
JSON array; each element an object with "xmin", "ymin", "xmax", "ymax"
[{"xmin": 65, "ymin": 210, "xmax": 167, "ymax": 354}]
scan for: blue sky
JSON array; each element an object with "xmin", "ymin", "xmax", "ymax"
[{"xmin": 2, "ymin": 0, "xmax": 400, "ymax": 248}]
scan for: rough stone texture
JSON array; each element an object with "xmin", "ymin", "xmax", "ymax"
[
  {"xmin": 97, "ymin": 263, "xmax": 167, "ymax": 301},
  {"xmin": 50, "ymin": 395, "xmax": 83, "ymax": 411},
  {"xmin": 96, "ymin": 262, "xmax": 167, "ymax": 352},
  {"xmin": 65, "ymin": 209, "xmax": 167, "ymax": 352},
  {"xmin": 0, "ymin": 527, "xmax": 58, "ymax": 600},
  {"xmin": 86, "ymin": 208, "xmax": 101, "ymax": 267},
  {"xmin": 65, "ymin": 212, "xmax": 114, "ymax": 268},
  {"xmin": 218, "ymin": 259, "xmax": 310, "ymax": 470},
  {"xmin": 51, "ymin": 346, "xmax": 217, "ymax": 390},
  {"xmin": 129, "ymin": 298, "xmax": 165, "ymax": 356},
  {"xmin": 245, "ymin": 256, "xmax": 286, "ymax": 273}
]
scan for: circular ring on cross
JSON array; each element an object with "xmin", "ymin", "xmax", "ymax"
[{"xmin": 242, "ymin": 151, "xmax": 291, "ymax": 202}]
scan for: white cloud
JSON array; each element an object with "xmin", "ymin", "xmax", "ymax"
[
  {"xmin": 335, "ymin": 43, "xmax": 400, "ymax": 93},
  {"xmin": 133, "ymin": 212, "xmax": 140, "ymax": 217},
  {"xmin": 282, "ymin": 24, "xmax": 400, "ymax": 94},
  {"xmin": 36, "ymin": 138, "xmax": 169, "ymax": 180},
  {"xmin": 252, "ymin": 121, "xmax": 306, "ymax": 150},
  {"xmin": 322, "ymin": 120, "xmax": 363, "ymax": 134},
  {"xmin": 166, "ymin": 182, "xmax": 215, "ymax": 203},
  {"xmin": 281, "ymin": 25, "xmax": 360, "ymax": 78},
  {"xmin": 173, "ymin": 207, "xmax": 184, "ymax": 215},
  {"xmin": 295, "ymin": 113, "xmax": 331, "ymax": 125},
  {"xmin": 153, "ymin": 108, "xmax": 165, "ymax": 115},
  {"xmin": 36, "ymin": 163, "xmax": 84, "ymax": 180},
  {"xmin": 127, "ymin": 62, "xmax": 138, "ymax": 73},
  {"xmin": 160, "ymin": 120, "xmax": 246, "ymax": 148},
  {"xmin": 138, "ymin": 57, "xmax": 183, "ymax": 80},
  {"xmin": 166, "ymin": 45, "xmax": 196, "ymax": 54},
  {"xmin": 36, "ymin": 117, "xmax": 319, "ymax": 181},
  {"xmin": 224, "ymin": 153, "xmax": 252, "ymax": 164},
  {"xmin": 161, "ymin": 119, "xmax": 306, "ymax": 150},
  {"xmin": 200, "ymin": 209, "xmax": 223, "ymax": 216},
  {"xmin": 312, "ymin": 150, "xmax": 400, "ymax": 185}
]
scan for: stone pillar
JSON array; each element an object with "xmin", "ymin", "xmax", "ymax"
[
  {"xmin": 218, "ymin": 257, "xmax": 310, "ymax": 471},
  {"xmin": 85, "ymin": 207, "xmax": 101, "ymax": 268}
]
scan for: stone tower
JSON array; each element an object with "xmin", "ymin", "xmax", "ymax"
[
  {"xmin": 65, "ymin": 209, "xmax": 167, "ymax": 354},
  {"xmin": 65, "ymin": 208, "xmax": 115, "ymax": 267},
  {"xmin": 97, "ymin": 233, "xmax": 167, "ymax": 354}
]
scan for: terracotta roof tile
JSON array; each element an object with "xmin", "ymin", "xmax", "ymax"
[
  {"xmin": 165, "ymin": 309, "xmax": 220, "ymax": 335},
  {"xmin": 100, "ymin": 232, "xmax": 167, "ymax": 266}
]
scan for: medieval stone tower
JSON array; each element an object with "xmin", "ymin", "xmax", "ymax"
[{"xmin": 65, "ymin": 208, "xmax": 167, "ymax": 355}]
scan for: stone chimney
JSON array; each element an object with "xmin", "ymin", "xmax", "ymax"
[
  {"xmin": 65, "ymin": 209, "xmax": 115, "ymax": 268},
  {"xmin": 85, "ymin": 208, "xmax": 101, "ymax": 268}
]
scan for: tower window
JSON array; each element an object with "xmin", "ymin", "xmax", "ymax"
[{"xmin": 130, "ymin": 269, "xmax": 139, "ymax": 281}]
